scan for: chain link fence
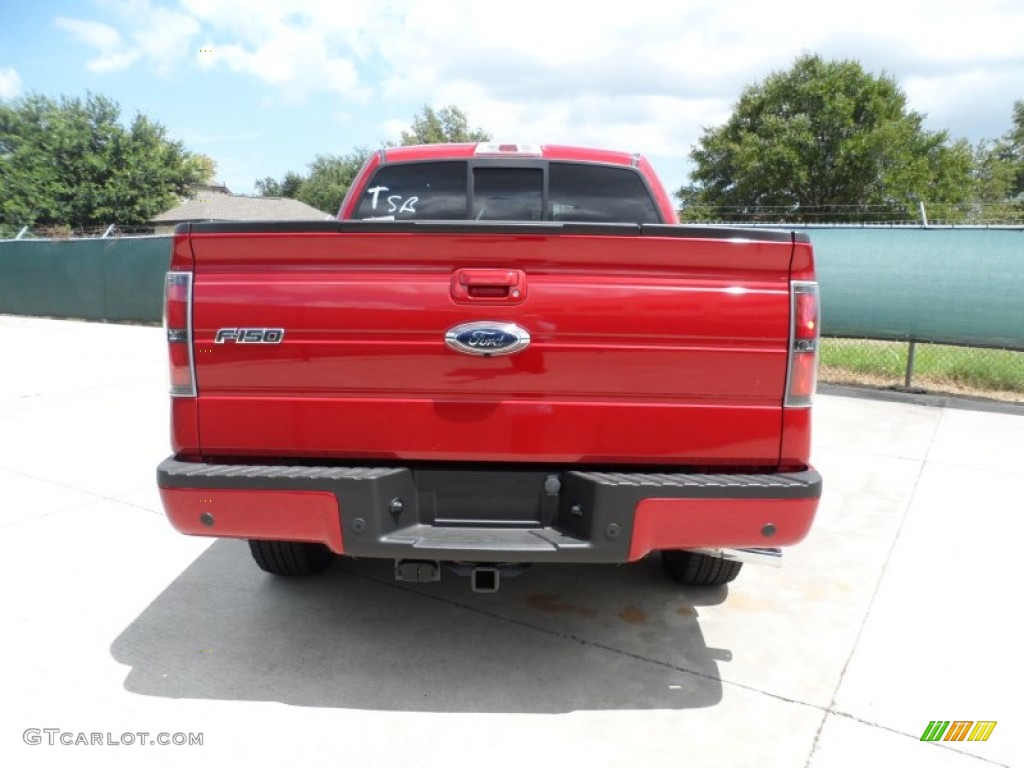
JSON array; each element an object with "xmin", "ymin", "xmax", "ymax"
[
  {"xmin": 819, "ymin": 338, "xmax": 1024, "ymax": 403},
  {"xmin": 678, "ymin": 202, "xmax": 1024, "ymax": 226},
  {"xmin": 0, "ymin": 224, "xmax": 159, "ymax": 240}
]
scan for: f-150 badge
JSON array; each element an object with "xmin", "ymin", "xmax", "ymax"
[
  {"xmin": 215, "ymin": 328, "xmax": 285, "ymax": 343},
  {"xmin": 445, "ymin": 322, "xmax": 531, "ymax": 356}
]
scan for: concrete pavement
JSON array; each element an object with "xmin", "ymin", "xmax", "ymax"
[{"xmin": 1, "ymin": 315, "xmax": 1020, "ymax": 767}]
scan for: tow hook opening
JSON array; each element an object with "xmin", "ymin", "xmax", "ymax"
[
  {"xmin": 471, "ymin": 566, "xmax": 499, "ymax": 593},
  {"xmin": 437, "ymin": 562, "xmax": 532, "ymax": 592},
  {"xmin": 395, "ymin": 561, "xmax": 532, "ymax": 592}
]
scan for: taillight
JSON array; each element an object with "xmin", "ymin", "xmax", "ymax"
[
  {"xmin": 164, "ymin": 272, "xmax": 195, "ymax": 397},
  {"xmin": 786, "ymin": 281, "xmax": 820, "ymax": 407}
]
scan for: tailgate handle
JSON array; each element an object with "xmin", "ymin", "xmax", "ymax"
[{"xmin": 451, "ymin": 268, "xmax": 526, "ymax": 302}]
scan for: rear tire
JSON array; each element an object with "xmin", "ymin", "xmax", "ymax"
[
  {"xmin": 661, "ymin": 550, "xmax": 742, "ymax": 586},
  {"xmin": 248, "ymin": 540, "xmax": 334, "ymax": 576}
]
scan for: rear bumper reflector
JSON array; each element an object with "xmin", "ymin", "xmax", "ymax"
[
  {"xmin": 627, "ymin": 498, "xmax": 817, "ymax": 560},
  {"xmin": 160, "ymin": 487, "xmax": 344, "ymax": 554}
]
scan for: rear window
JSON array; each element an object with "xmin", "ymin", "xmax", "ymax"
[
  {"xmin": 549, "ymin": 163, "xmax": 660, "ymax": 224},
  {"xmin": 354, "ymin": 159, "xmax": 661, "ymax": 223},
  {"xmin": 355, "ymin": 161, "xmax": 467, "ymax": 220},
  {"xmin": 472, "ymin": 167, "xmax": 543, "ymax": 221}
]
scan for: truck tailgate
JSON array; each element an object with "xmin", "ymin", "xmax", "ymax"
[{"xmin": 187, "ymin": 223, "xmax": 795, "ymax": 465}]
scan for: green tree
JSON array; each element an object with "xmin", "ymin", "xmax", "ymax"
[
  {"xmin": 975, "ymin": 101, "xmax": 1024, "ymax": 203},
  {"xmin": 1005, "ymin": 100, "xmax": 1024, "ymax": 199},
  {"xmin": 254, "ymin": 171, "xmax": 304, "ymax": 198},
  {"xmin": 0, "ymin": 92, "xmax": 208, "ymax": 229},
  {"xmin": 399, "ymin": 105, "xmax": 491, "ymax": 145},
  {"xmin": 255, "ymin": 151, "xmax": 368, "ymax": 214},
  {"xmin": 296, "ymin": 151, "xmax": 368, "ymax": 214},
  {"xmin": 190, "ymin": 153, "xmax": 218, "ymax": 184},
  {"xmin": 678, "ymin": 55, "xmax": 975, "ymax": 223}
]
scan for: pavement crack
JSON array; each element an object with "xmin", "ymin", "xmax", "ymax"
[
  {"xmin": 0, "ymin": 466, "xmax": 161, "ymax": 517},
  {"xmin": 803, "ymin": 410, "xmax": 945, "ymax": 768},
  {"xmin": 823, "ymin": 712, "xmax": 1010, "ymax": 767}
]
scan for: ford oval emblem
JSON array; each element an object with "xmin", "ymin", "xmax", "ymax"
[{"xmin": 445, "ymin": 321, "xmax": 531, "ymax": 356}]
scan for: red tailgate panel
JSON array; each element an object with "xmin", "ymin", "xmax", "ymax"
[
  {"xmin": 197, "ymin": 398, "xmax": 782, "ymax": 464},
  {"xmin": 190, "ymin": 231, "xmax": 792, "ymax": 465}
]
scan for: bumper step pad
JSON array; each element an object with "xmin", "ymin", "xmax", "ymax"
[{"xmin": 158, "ymin": 458, "xmax": 821, "ymax": 563}]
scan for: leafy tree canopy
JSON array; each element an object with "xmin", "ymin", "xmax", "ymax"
[
  {"xmin": 255, "ymin": 150, "xmax": 369, "ymax": 215},
  {"xmin": 189, "ymin": 154, "xmax": 218, "ymax": 186},
  {"xmin": 398, "ymin": 105, "xmax": 492, "ymax": 146},
  {"xmin": 976, "ymin": 100, "xmax": 1023, "ymax": 202},
  {"xmin": 1007, "ymin": 100, "xmax": 1024, "ymax": 199},
  {"xmin": 0, "ymin": 92, "xmax": 211, "ymax": 228},
  {"xmin": 678, "ymin": 54, "xmax": 975, "ymax": 222},
  {"xmin": 295, "ymin": 152, "xmax": 369, "ymax": 214},
  {"xmin": 254, "ymin": 171, "xmax": 304, "ymax": 199}
]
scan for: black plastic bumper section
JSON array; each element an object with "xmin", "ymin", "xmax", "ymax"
[{"xmin": 158, "ymin": 457, "xmax": 822, "ymax": 564}]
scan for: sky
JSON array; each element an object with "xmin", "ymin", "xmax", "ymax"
[{"xmin": 1, "ymin": 0, "xmax": 1022, "ymax": 199}]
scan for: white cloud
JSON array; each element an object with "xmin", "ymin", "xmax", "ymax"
[
  {"xmin": 816, "ymin": 0, "xmax": 1024, "ymax": 71},
  {"xmin": 379, "ymin": 118, "xmax": 407, "ymax": 144},
  {"xmin": 180, "ymin": 0, "xmax": 378, "ymax": 101},
  {"xmin": 212, "ymin": 31, "xmax": 361, "ymax": 104},
  {"xmin": 903, "ymin": 66, "xmax": 1023, "ymax": 144},
  {"xmin": 0, "ymin": 66, "xmax": 22, "ymax": 99},
  {"xmin": 357, "ymin": 0, "xmax": 1022, "ymax": 192},
  {"xmin": 55, "ymin": 17, "xmax": 139, "ymax": 72},
  {"xmin": 132, "ymin": 4, "xmax": 202, "ymax": 77},
  {"xmin": 52, "ymin": 0, "xmax": 1024, "ymax": 162},
  {"xmin": 369, "ymin": 1, "xmax": 799, "ymax": 161},
  {"xmin": 56, "ymin": 3, "xmax": 199, "ymax": 77},
  {"xmin": 54, "ymin": 17, "xmax": 122, "ymax": 50}
]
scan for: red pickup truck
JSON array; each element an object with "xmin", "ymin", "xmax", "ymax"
[{"xmin": 157, "ymin": 142, "xmax": 821, "ymax": 593}]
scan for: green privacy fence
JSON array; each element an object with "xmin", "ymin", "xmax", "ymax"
[
  {"xmin": 0, "ymin": 236, "xmax": 171, "ymax": 323},
  {"xmin": 807, "ymin": 228, "xmax": 1024, "ymax": 351},
  {"xmin": 0, "ymin": 229, "xmax": 1022, "ymax": 350}
]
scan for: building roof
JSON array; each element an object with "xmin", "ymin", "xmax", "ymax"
[
  {"xmin": 150, "ymin": 193, "xmax": 332, "ymax": 224},
  {"xmin": 191, "ymin": 182, "xmax": 233, "ymax": 196}
]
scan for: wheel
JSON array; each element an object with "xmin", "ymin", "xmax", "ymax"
[
  {"xmin": 661, "ymin": 550, "xmax": 743, "ymax": 586},
  {"xmin": 248, "ymin": 540, "xmax": 334, "ymax": 576}
]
